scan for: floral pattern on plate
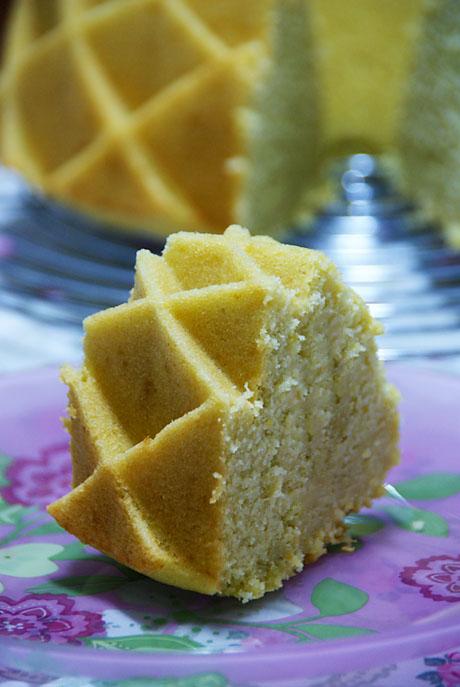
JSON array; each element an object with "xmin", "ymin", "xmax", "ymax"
[
  {"xmin": 0, "ymin": 593, "xmax": 104, "ymax": 643},
  {"xmin": 0, "ymin": 366, "xmax": 459, "ymax": 686},
  {"xmin": 2, "ymin": 442, "xmax": 72, "ymax": 507},
  {"xmin": 401, "ymin": 555, "xmax": 460, "ymax": 603}
]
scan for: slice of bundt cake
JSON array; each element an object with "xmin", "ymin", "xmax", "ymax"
[{"xmin": 48, "ymin": 226, "xmax": 399, "ymax": 600}]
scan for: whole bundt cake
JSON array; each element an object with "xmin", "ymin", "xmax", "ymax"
[
  {"xmin": 48, "ymin": 226, "xmax": 399, "ymax": 600},
  {"xmin": 2, "ymin": 0, "xmax": 456, "ymax": 244}
]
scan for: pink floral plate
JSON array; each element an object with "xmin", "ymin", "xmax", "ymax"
[{"xmin": 0, "ymin": 364, "xmax": 460, "ymax": 687}]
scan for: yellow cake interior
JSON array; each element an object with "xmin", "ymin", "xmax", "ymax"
[{"xmin": 48, "ymin": 226, "xmax": 399, "ymax": 600}]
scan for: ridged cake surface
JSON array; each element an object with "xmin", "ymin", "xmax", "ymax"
[
  {"xmin": 49, "ymin": 226, "xmax": 399, "ymax": 600},
  {"xmin": 2, "ymin": 0, "xmax": 445, "ymax": 238}
]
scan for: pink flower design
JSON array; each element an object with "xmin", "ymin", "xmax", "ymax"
[
  {"xmin": 0, "ymin": 667, "xmax": 53, "ymax": 684},
  {"xmin": 2, "ymin": 443, "xmax": 71, "ymax": 507},
  {"xmin": 417, "ymin": 652, "xmax": 460, "ymax": 687},
  {"xmin": 0, "ymin": 594, "xmax": 104, "ymax": 644},
  {"xmin": 438, "ymin": 653, "xmax": 460, "ymax": 687},
  {"xmin": 401, "ymin": 554, "xmax": 460, "ymax": 602}
]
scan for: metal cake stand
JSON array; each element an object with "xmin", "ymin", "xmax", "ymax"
[
  {"xmin": 289, "ymin": 154, "xmax": 460, "ymax": 360},
  {"xmin": 0, "ymin": 157, "xmax": 459, "ymax": 362}
]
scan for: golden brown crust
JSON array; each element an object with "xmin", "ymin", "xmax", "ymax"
[
  {"xmin": 49, "ymin": 399, "xmax": 227, "ymax": 594},
  {"xmin": 60, "ymin": 365, "xmax": 131, "ymax": 486},
  {"xmin": 48, "ymin": 464, "xmax": 165, "ymax": 578},
  {"xmin": 83, "ymin": 300, "xmax": 211, "ymax": 444},
  {"xmin": 115, "ymin": 400, "xmax": 225, "ymax": 582},
  {"xmin": 168, "ymin": 283, "xmax": 267, "ymax": 391}
]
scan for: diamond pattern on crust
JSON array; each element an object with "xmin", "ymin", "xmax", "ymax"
[
  {"xmin": 1, "ymin": 0, "xmax": 271, "ymax": 231},
  {"xmin": 48, "ymin": 227, "xmax": 283, "ymax": 592}
]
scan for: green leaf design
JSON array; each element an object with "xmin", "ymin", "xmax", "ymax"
[
  {"xmin": 344, "ymin": 514, "xmax": 385, "ymax": 537},
  {"xmin": 27, "ymin": 574, "xmax": 127, "ymax": 596},
  {"xmin": 24, "ymin": 521, "xmax": 65, "ymax": 537},
  {"xmin": 0, "ymin": 454, "xmax": 11, "ymax": 487},
  {"xmin": 298, "ymin": 623, "xmax": 375, "ymax": 640},
  {"xmin": 0, "ymin": 501, "xmax": 35, "ymax": 525},
  {"xmin": 395, "ymin": 473, "xmax": 460, "ymax": 501},
  {"xmin": 186, "ymin": 675, "xmax": 228, "ymax": 687},
  {"xmin": 84, "ymin": 634, "xmax": 203, "ymax": 652},
  {"xmin": 385, "ymin": 505, "xmax": 448, "ymax": 537},
  {"xmin": 50, "ymin": 541, "xmax": 89, "ymax": 560},
  {"xmin": 311, "ymin": 578, "xmax": 368, "ymax": 617},
  {"xmin": 103, "ymin": 676, "xmax": 227, "ymax": 687},
  {"xmin": 0, "ymin": 543, "xmax": 63, "ymax": 577}
]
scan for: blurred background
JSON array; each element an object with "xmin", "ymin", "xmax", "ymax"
[{"xmin": 1, "ymin": 0, "xmax": 460, "ymax": 374}]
